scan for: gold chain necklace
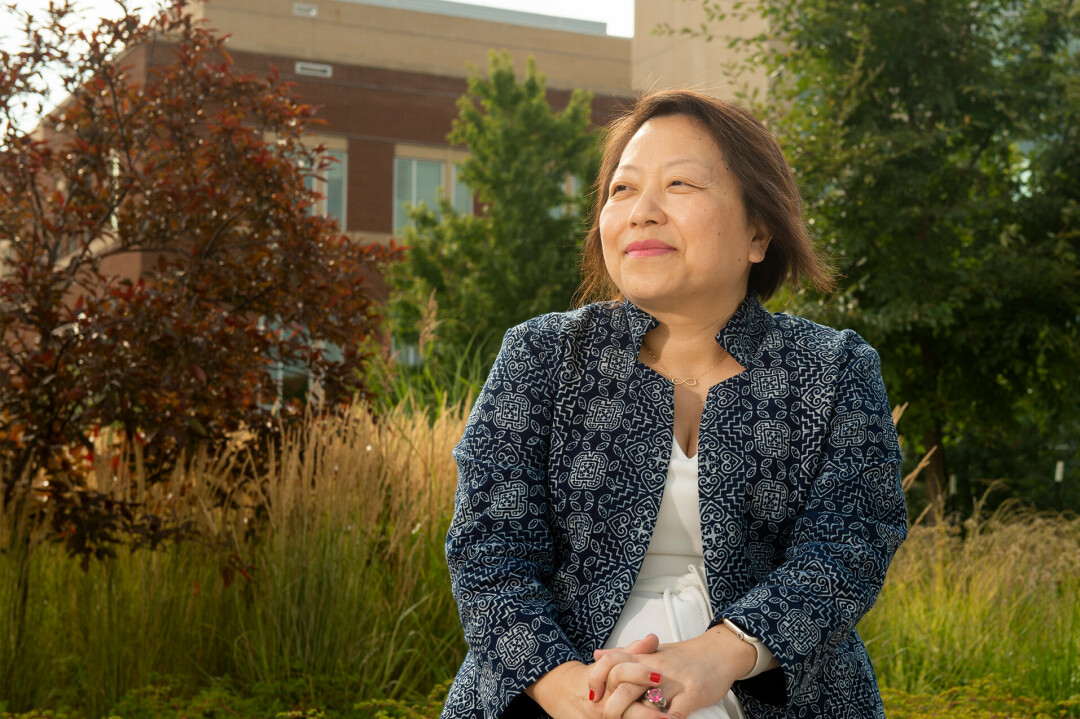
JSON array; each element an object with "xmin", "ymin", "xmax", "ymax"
[{"xmin": 640, "ymin": 340, "xmax": 726, "ymax": 387}]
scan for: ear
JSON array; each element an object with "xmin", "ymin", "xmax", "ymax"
[{"xmin": 748, "ymin": 231, "xmax": 772, "ymax": 264}]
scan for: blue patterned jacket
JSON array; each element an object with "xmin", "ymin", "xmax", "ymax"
[{"xmin": 442, "ymin": 294, "xmax": 907, "ymax": 719}]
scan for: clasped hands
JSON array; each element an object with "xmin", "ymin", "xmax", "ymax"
[{"xmin": 526, "ymin": 624, "xmax": 756, "ymax": 719}]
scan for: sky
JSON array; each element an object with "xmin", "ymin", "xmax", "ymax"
[
  {"xmin": 2, "ymin": 0, "xmax": 635, "ymax": 43},
  {"xmin": 447, "ymin": 0, "xmax": 633, "ymax": 36}
]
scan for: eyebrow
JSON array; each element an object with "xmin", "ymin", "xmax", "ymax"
[{"xmin": 613, "ymin": 158, "xmax": 709, "ymax": 174}]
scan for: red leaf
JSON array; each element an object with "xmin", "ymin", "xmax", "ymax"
[{"xmin": 189, "ymin": 364, "xmax": 208, "ymax": 383}]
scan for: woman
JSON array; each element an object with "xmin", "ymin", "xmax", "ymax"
[{"xmin": 442, "ymin": 90, "xmax": 907, "ymax": 719}]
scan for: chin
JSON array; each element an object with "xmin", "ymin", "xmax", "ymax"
[
  {"xmin": 622, "ymin": 290, "xmax": 680, "ymax": 312},
  {"xmin": 617, "ymin": 277, "xmax": 677, "ymax": 301}
]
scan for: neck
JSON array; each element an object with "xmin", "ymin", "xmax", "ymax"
[
  {"xmin": 638, "ymin": 286, "xmax": 745, "ymax": 340},
  {"xmin": 632, "ymin": 281, "xmax": 747, "ymax": 331},
  {"xmin": 636, "ymin": 292, "xmax": 746, "ymax": 377}
]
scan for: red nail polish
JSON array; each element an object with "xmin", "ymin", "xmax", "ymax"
[
  {"xmin": 589, "ymin": 690, "xmax": 595, "ymax": 701},
  {"xmin": 650, "ymin": 672, "xmax": 662, "ymax": 683}
]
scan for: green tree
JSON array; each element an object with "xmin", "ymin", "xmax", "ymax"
[
  {"xmin": 741, "ymin": 0, "xmax": 1080, "ymax": 510},
  {"xmin": 676, "ymin": 0, "xmax": 1079, "ymax": 510},
  {"xmin": 389, "ymin": 52, "xmax": 600, "ymax": 360}
]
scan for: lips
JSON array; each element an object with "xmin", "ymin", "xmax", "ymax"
[{"xmin": 625, "ymin": 239, "xmax": 675, "ymax": 258}]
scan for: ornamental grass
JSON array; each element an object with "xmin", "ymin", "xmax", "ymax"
[{"xmin": 2, "ymin": 401, "xmax": 1079, "ymax": 718}]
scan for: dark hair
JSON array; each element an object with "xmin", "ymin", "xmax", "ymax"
[{"xmin": 576, "ymin": 89, "xmax": 834, "ymax": 304}]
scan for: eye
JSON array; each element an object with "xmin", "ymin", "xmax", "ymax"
[{"xmin": 610, "ymin": 183, "xmax": 630, "ymax": 196}]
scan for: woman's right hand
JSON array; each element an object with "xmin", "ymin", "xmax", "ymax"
[{"xmin": 525, "ymin": 635, "xmax": 667, "ymax": 718}]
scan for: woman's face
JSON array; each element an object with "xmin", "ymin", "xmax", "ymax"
[{"xmin": 599, "ymin": 114, "xmax": 770, "ymax": 315}]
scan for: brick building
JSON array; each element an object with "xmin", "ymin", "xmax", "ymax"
[
  {"xmin": 5, "ymin": 0, "xmax": 764, "ymax": 280},
  {"xmin": 180, "ymin": 0, "xmax": 632, "ymax": 249},
  {"xmin": 175, "ymin": 0, "xmax": 765, "ymax": 247}
]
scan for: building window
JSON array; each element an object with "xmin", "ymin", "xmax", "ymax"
[
  {"xmin": 550, "ymin": 174, "xmax": 580, "ymax": 218},
  {"xmin": 305, "ymin": 149, "xmax": 347, "ymax": 226},
  {"xmin": 394, "ymin": 157, "xmax": 442, "ymax": 231},
  {"xmin": 452, "ymin": 163, "xmax": 472, "ymax": 216},
  {"xmin": 393, "ymin": 152, "xmax": 473, "ymax": 232}
]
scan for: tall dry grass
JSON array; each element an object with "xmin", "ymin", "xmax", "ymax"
[
  {"xmin": 3, "ymin": 399, "xmax": 1079, "ymax": 717},
  {"xmin": 861, "ymin": 496, "xmax": 1080, "ymax": 699},
  {"xmin": 1, "ymin": 400, "xmax": 468, "ymax": 716}
]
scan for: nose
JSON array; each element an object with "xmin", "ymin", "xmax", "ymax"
[{"xmin": 629, "ymin": 187, "xmax": 665, "ymax": 226}]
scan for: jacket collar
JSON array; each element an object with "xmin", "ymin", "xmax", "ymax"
[
  {"xmin": 622, "ymin": 292, "xmax": 776, "ymax": 368},
  {"xmin": 716, "ymin": 293, "xmax": 777, "ymax": 367},
  {"xmin": 623, "ymin": 301, "xmax": 660, "ymax": 352}
]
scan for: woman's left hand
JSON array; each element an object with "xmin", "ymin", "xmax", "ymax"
[{"xmin": 591, "ymin": 625, "xmax": 757, "ymax": 719}]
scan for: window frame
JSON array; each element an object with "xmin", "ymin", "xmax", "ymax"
[
  {"xmin": 392, "ymin": 143, "xmax": 472, "ymax": 233},
  {"xmin": 292, "ymin": 134, "xmax": 348, "ymax": 228},
  {"xmin": 306, "ymin": 147, "xmax": 348, "ymax": 227}
]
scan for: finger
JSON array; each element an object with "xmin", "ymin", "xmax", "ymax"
[
  {"xmin": 627, "ymin": 633, "xmax": 660, "ymax": 654},
  {"xmin": 663, "ymin": 694, "xmax": 696, "ymax": 719},
  {"xmin": 601, "ymin": 681, "xmax": 652, "ymax": 719},
  {"xmin": 613, "ymin": 690, "xmax": 669, "ymax": 716},
  {"xmin": 619, "ymin": 696, "xmax": 669, "ymax": 719},
  {"xmin": 594, "ymin": 633, "xmax": 660, "ymax": 659},
  {"xmin": 586, "ymin": 651, "xmax": 643, "ymax": 701},
  {"xmin": 603, "ymin": 663, "xmax": 662, "ymax": 700}
]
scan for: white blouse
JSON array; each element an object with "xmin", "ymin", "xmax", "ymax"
[
  {"xmin": 638, "ymin": 437, "xmax": 705, "ymax": 579},
  {"xmin": 602, "ymin": 438, "xmax": 773, "ymax": 719},
  {"xmin": 603, "ymin": 438, "xmax": 712, "ymax": 649}
]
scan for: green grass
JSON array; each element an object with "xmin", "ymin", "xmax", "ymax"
[
  {"xmin": 880, "ymin": 680, "xmax": 1080, "ymax": 719},
  {"xmin": 3, "ymin": 401, "xmax": 1079, "ymax": 718}
]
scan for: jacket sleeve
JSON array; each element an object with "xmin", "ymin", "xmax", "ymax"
[
  {"xmin": 445, "ymin": 319, "xmax": 583, "ymax": 719},
  {"xmin": 718, "ymin": 332, "xmax": 907, "ymax": 704}
]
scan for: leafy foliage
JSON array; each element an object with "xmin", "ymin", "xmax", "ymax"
[
  {"xmin": 688, "ymin": 0, "xmax": 1080, "ymax": 509},
  {"xmin": 365, "ymin": 335, "xmax": 490, "ymax": 418},
  {"xmin": 388, "ymin": 52, "xmax": 600, "ymax": 360},
  {"xmin": 0, "ymin": 0, "xmax": 398, "ymax": 559}
]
